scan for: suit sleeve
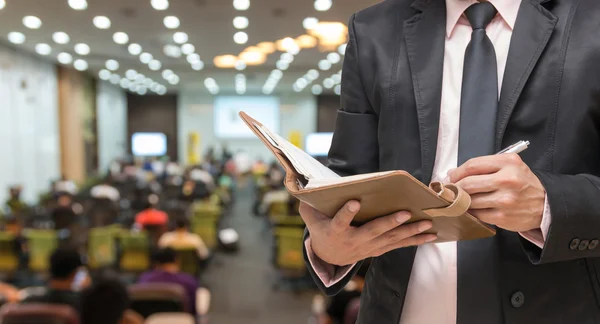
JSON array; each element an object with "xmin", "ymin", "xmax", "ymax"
[
  {"xmin": 522, "ymin": 171, "xmax": 600, "ymax": 264},
  {"xmin": 303, "ymin": 13, "xmax": 380, "ymax": 296}
]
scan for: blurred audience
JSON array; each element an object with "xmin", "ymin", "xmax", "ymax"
[
  {"xmin": 91, "ymin": 178, "xmax": 120, "ymax": 202},
  {"xmin": 189, "ymin": 168, "xmax": 215, "ymax": 192},
  {"xmin": 5, "ymin": 186, "xmax": 27, "ymax": 214},
  {"xmin": 23, "ymin": 247, "xmax": 90, "ymax": 310},
  {"xmin": 53, "ymin": 175, "xmax": 78, "ymax": 196},
  {"xmin": 51, "ymin": 193, "xmax": 82, "ymax": 230},
  {"xmin": 159, "ymin": 219, "xmax": 209, "ymax": 260},
  {"xmin": 80, "ymin": 278, "xmax": 142, "ymax": 324},
  {"xmin": 181, "ymin": 179, "xmax": 210, "ymax": 202},
  {"xmin": 134, "ymin": 194, "xmax": 168, "ymax": 230}
]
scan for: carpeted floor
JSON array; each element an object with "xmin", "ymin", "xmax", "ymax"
[{"xmin": 202, "ymin": 185, "xmax": 315, "ymax": 324}]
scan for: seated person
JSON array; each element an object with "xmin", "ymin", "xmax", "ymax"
[
  {"xmin": 0, "ymin": 282, "xmax": 19, "ymax": 304},
  {"xmin": 91, "ymin": 178, "xmax": 120, "ymax": 202},
  {"xmin": 53, "ymin": 175, "xmax": 78, "ymax": 196},
  {"xmin": 80, "ymin": 278, "xmax": 143, "ymax": 324},
  {"xmin": 159, "ymin": 219, "xmax": 210, "ymax": 260},
  {"xmin": 138, "ymin": 248, "xmax": 204, "ymax": 316},
  {"xmin": 5, "ymin": 186, "xmax": 27, "ymax": 214},
  {"xmin": 23, "ymin": 247, "xmax": 90, "ymax": 310},
  {"xmin": 180, "ymin": 179, "xmax": 210, "ymax": 202},
  {"xmin": 259, "ymin": 187, "xmax": 290, "ymax": 215},
  {"xmin": 189, "ymin": 168, "xmax": 215, "ymax": 192},
  {"xmin": 134, "ymin": 194, "xmax": 168, "ymax": 230},
  {"xmin": 51, "ymin": 194, "xmax": 82, "ymax": 230}
]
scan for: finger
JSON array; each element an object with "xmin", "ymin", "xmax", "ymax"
[
  {"xmin": 448, "ymin": 155, "xmax": 508, "ymax": 183},
  {"xmin": 468, "ymin": 193, "xmax": 499, "ymax": 209},
  {"xmin": 356, "ymin": 211, "xmax": 411, "ymax": 241},
  {"xmin": 469, "ymin": 208, "xmax": 500, "ymax": 225},
  {"xmin": 456, "ymin": 174, "xmax": 499, "ymax": 195},
  {"xmin": 372, "ymin": 233, "xmax": 438, "ymax": 257},
  {"xmin": 298, "ymin": 202, "xmax": 325, "ymax": 226},
  {"xmin": 330, "ymin": 201, "xmax": 361, "ymax": 234},
  {"xmin": 371, "ymin": 220, "xmax": 433, "ymax": 248}
]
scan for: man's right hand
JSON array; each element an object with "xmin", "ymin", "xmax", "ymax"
[{"xmin": 299, "ymin": 201, "xmax": 437, "ymax": 266}]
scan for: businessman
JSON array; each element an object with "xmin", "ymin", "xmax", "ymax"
[{"xmin": 300, "ymin": 0, "xmax": 600, "ymax": 323}]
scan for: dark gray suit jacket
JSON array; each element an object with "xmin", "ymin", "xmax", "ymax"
[{"xmin": 303, "ymin": 0, "xmax": 600, "ymax": 323}]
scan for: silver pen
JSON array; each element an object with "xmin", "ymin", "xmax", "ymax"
[{"xmin": 496, "ymin": 140, "xmax": 530, "ymax": 155}]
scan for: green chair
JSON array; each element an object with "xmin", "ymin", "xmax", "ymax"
[
  {"xmin": 23, "ymin": 230, "xmax": 58, "ymax": 272},
  {"xmin": 191, "ymin": 218, "xmax": 217, "ymax": 250},
  {"xmin": 118, "ymin": 231, "xmax": 150, "ymax": 273},
  {"xmin": 88, "ymin": 226, "xmax": 121, "ymax": 269},
  {"xmin": 0, "ymin": 232, "xmax": 18, "ymax": 272},
  {"xmin": 274, "ymin": 227, "xmax": 306, "ymax": 271},
  {"xmin": 270, "ymin": 214, "xmax": 305, "ymax": 227},
  {"xmin": 174, "ymin": 248, "xmax": 200, "ymax": 277}
]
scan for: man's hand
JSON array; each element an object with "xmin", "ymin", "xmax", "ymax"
[
  {"xmin": 299, "ymin": 201, "xmax": 437, "ymax": 267},
  {"xmin": 448, "ymin": 153, "xmax": 545, "ymax": 232}
]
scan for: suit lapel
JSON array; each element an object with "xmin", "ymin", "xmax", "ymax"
[
  {"xmin": 404, "ymin": 0, "xmax": 446, "ymax": 184},
  {"xmin": 496, "ymin": 0, "xmax": 557, "ymax": 149}
]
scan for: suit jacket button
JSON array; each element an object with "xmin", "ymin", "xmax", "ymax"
[
  {"xmin": 511, "ymin": 291, "xmax": 525, "ymax": 308},
  {"xmin": 589, "ymin": 240, "xmax": 599, "ymax": 250},
  {"xmin": 570, "ymin": 238, "xmax": 581, "ymax": 250},
  {"xmin": 578, "ymin": 240, "xmax": 590, "ymax": 251}
]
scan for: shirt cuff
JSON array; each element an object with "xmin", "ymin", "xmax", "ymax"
[
  {"xmin": 519, "ymin": 194, "xmax": 552, "ymax": 249},
  {"xmin": 304, "ymin": 238, "xmax": 354, "ymax": 288}
]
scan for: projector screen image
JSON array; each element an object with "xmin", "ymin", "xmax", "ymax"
[
  {"xmin": 305, "ymin": 132, "xmax": 334, "ymax": 157},
  {"xmin": 214, "ymin": 96, "xmax": 280, "ymax": 138},
  {"xmin": 131, "ymin": 132, "xmax": 167, "ymax": 157}
]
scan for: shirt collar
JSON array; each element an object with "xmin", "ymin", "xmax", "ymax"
[{"xmin": 445, "ymin": 0, "xmax": 521, "ymax": 37}]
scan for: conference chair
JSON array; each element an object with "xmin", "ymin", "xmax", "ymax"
[
  {"xmin": 88, "ymin": 226, "xmax": 121, "ymax": 269},
  {"xmin": 118, "ymin": 231, "xmax": 150, "ymax": 273},
  {"xmin": 272, "ymin": 226, "xmax": 308, "ymax": 291},
  {"xmin": 0, "ymin": 303, "xmax": 79, "ymax": 324},
  {"xmin": 0, "ymin": 232, "xmax": 18, "ymax": 274},
  {"xmin": 174, "ymin": 248, "xmax": 201, "ymax": 277},
  {"xmin": 22, "ymin": 229, "xmax": 58, "ymax": 273},
  {"xmin": 145, "ymin": 313, "xmax": 195, "ymax": 324},
  {"xmin": 128, "ymin": 283, "xmax": 188, "ymax": 318}
]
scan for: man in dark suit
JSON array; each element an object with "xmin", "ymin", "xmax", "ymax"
[{"xmin": 300, "ymin": 0, "xmax": 600, "ymax": 323}]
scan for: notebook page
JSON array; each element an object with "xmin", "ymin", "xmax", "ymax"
[{"xmin": 305, "ymin": 171, "xmax": 395, "ymax": 189}]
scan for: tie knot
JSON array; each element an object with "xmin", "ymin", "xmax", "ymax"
[{"xmin": 465, "ymin": 2, "xmax": 497, "ymax": 30}]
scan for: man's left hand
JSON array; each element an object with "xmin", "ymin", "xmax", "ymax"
[{"xmin": 448, "ymin": 153, "xmax": 545, "ymax": 232}]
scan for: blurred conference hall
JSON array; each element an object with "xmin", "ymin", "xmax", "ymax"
[{"xmin": 0, "ymin": 0, "xmax": 377, "ymax": 323}]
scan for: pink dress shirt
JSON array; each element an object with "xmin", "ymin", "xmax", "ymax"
[{"xmin": 306, "ymin": 0, "xmax": 553, "ymax": 323}]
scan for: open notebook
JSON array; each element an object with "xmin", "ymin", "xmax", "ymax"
[
  {"xmin": 240, "ymin": 111, "xmax": 495, "ymax": 242},
  {"xmin": 251, "ymin": 118, "xmax": 394, "ymax": 189}
]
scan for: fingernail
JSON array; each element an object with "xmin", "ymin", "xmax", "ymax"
[
  {"xmin": 395, "ymin": 212, "xmax": 411, "ymax": 223},
  {"xmin": 418, "ymin": 221, "xmax": 433, "ymax": 232},
  {"xmin": 347, "ymin": 201, "xmax": 359, "ymax": 212}
]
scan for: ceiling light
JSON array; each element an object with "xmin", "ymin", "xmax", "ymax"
[
  {"xmin": 157, "ymin": 87, "xmax": 167, "ymax": 95},
  {"xmin": 280, "ymin": 53, "xmax": 294, "ymax": 63},
  {"xmin": 168, "ymin": 75, "xmax": 180, "ymax": 85},
  {"xmin": 35, "ymin": 43, "xmax": 52, "ymax": 55},
  {"xmin": 309, "ymin": 22, "xmax": 348, "ymax": 51},
  {"xmin": 287, "ymin": 44, "xmax": 300, "ymax": 55},
  {"xmin": 139, "ymin": 52, "xmax": 153, "ymax": 64},
  {"xmin": 57, "ymin": 52, "xmax": 73, "ymax": 64},
  {"xmin": 296, "ymin": 78, "xmax": 308, "ymax": 88},
  {"xmin": 233, "ymin": 16, "xmax": 249, "ymax": 29},
  {"xmin": 23, "ymin": 16, "xmax": 42, "ymax": 29},
  {"xmin": 191, "ymin": 61, "xmax": 204, "ymax": 71},
  {"xmin": 239, "ymin": 51, "xmax": 266, "ymax": 66},
  {"xmin": 204, "ymin": 78, "xmax": 216, "ymax": 88},
  {"xmin": 214, "ymin": 55, "xmax": 237, "ymax": 68},
  {"xmin": 128, "ymin": 43, "xmax": 142, "ymax": 55},
  {"xmin": 162, "ymin": 69, "xmax": 174, "ymax": 79},
  {"xmin": 257, "ymin": 42, "xmax": 275, "ymax": 54},
  {"xmin": 105, "ymin": 59, "xmax": 119, "ymax": 71},
  {"xmin": 181, "ymin": 43, "xmax": 195, "ymax": 55},
  {"xmin": 113, "ymin": 32, "xmax": 129, "ymax": 44},
  {"xmin": 186, "ymin": 53, "xmax": 200, "ymax": 64},
  {"xmin": 143, "ymin": 78, "xmax": 153, "ymax": 87},
  {"xmin": 334, "ymin": 84, "xmax": 341, "ymax": 95},
  {"xmin": 109, "ymin": 74, "xmax": 120, "ymax": 84},
  {"xmin": 338, "ymin": 43, "xmax": 347, "ymax": 55},
  {"xmin": 173, "ymin": 32, "xmax": 188, "ymax": 44},
  {"xmin": 164, "ymin": 16, "xmax": 180, "ymax": 29},
  {"xmin": 119, "ymin": 78, "xmax": 131, "ymax": 88},
  {"xmin": 319, "ymin": 59, "xmax": 332, "ymax": 71},
  {"xmin": 327, "ymin": 52, "xmax": 341, "ymax": 64},
  {"xmin": 137, "ymin": 87, "xmax": 148, "ymax": 95},
  {"xmin": 296, "ymin": 35, "xmax": 317, "ymax": 49},
  {"xmin": 135, "ymin": 74, "xmax": 145, "ymax": 83},
  {"xmin": 271, "ymin": 69, "xmax": 283, "ymax": 79},
  {"xmin": 74, "ymin": 43, "xmax": 90, "ymax": 55},
  {"xmin": 68, "ymin": 0, "xmax": 87, "ymax": 10},
  {"xmin": 129, "ymin": 84, "xmax": 138, "ymax": 92},
  {"xmin": 233, "ymin": 0, "xmax": 250, "ymax": 10},
  {"xmin": 99, "ymin": 69, "xmax": 111, "ymax": 80},
  {"xmin": 303, "ymin": 17, "xmax": 319, "ymax": 30},
  {"xmin": 151, "ymin": 0, "xmax": 169, "ymax": 10},
  {"xmin": 293, "ymin": 84, "xmax": 302, "ymax": 93},
  {"xmin": 73, "ymin": 59, "xmax": 88, "ymax": 71},
  {"xmin": 53, "ymin": 32, "xmax": 70, "ymax": 44},
  {"xmin": 126, "ymin": 69, "xmax": 137, "ymax": 80},
  {"xmin": 277, "ymin": 37, "xmax": 296, "ymax": 52},
  {"xmin": 163, "ymin": 44, "xmax": 182, "ymax": 58},
  {"xmin": 323, "ymin": 78, "xmax": 335, "ymax": 89},
  {"xmin": 276, "ymin": 60, "xmax": 289, "ymax": 71},
  {"xmin": 0, "ymin": 0, "xmax": 5, "ymax": 10},
  {"xmin": 307, "ymin": 69, "xmax": 319, "ymax": 80},
  {"xmin": 312, "ymin": 84, "xmax": 323, "ymax": 95},
  {"xmin": 314, "ymin": 0, "xmax": 332, "ymax": 11},
  {"xmin": 93, "ymin": 16, "xmax": 111, "ymax": 29},
  {"xmin": 7, "ymin": 32, "xmax": 26, "ymax": 44},
  {"xmin": 233, "ymin": 32, "xmax": 248, "ymax": 44},
  {"xmin": 331, "ymin": 74, "xmax": 341, "ymax": 83},
  {"xmin": 235, "ymin": 60, "xmax": 246, "ymax": 71},
  {"xmin": 149, "ymin": 60, "xmax": 162, "ymax": 71}
]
